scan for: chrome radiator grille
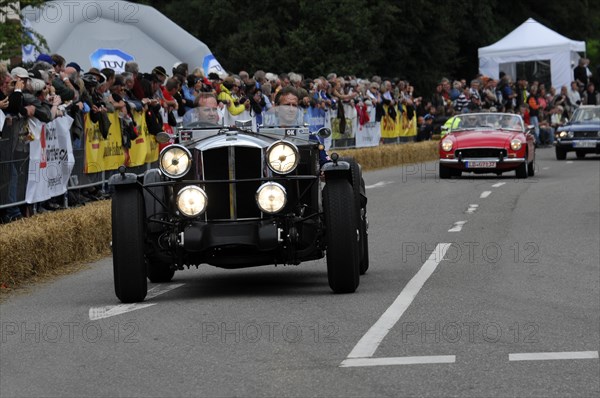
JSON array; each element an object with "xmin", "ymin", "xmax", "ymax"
[{"xmin": 200, "ymin": 147, "xmax": 263, "ymax": 220}]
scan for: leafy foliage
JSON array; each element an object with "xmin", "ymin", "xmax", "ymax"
[{"xmin": 0, "ymin": 0, "xmax": 48, "ymax": 59}]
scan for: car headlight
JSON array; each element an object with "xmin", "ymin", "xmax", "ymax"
[
  {"xmin": 510, "ymin": 139, "xmax": 522, "ymax": 151},
  {"xmin": 159, "ymin": 145, "xmax": 192, "ymax": 179},
  {"xmin": 256, "ymin": 182, "xmax": 287, "ymax": 214},
  {"xmin": 441, "ymin": 139, "xmax": 453, "ymax": 152},
  {"xmin": 266, "ymin": 141, "xmax": 299, "ymax": 174},
  {"xmin": 558, "ymin": 131, "xmax": 567, "ymax": 138},
  {"xmin": 176, "ymin": 186, "xmax": 207, "ymax": 217}
]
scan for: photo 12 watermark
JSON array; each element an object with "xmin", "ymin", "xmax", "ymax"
[
  {"xmin": 200, "ymin": 322, "xmax": 340, "ymax": 344},
  {"xmin": 22, "ymin": 1, "xmax": 140, "ymax": 24},
  {"xmin": 399, "ymin": 321, "xmax": 540, "ymax": 344},
  {"xmin": 401, "ymin": 241, "xmax": 540, "ymax": 264},
  {"xmin": 1, "ymin": 321, "xmax": 139, "ymax": 344},
  {"xmin": 400, "ymin": 163, "xmax": 540, "ymax": 183}
]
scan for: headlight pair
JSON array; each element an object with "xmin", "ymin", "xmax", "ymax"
[{"xmin": 176, "ymin": 182, "xmax": 287, "ymax": 217}]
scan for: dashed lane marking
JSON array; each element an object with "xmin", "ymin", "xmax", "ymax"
[
  {"xmin": 509, "ymin": 351, "xmax": 599, "ymax": 362},
  {"xmin": 448, "ymin": 221, "xmax": 467, "ymax": 232},
  {"xmin": 480, "ymin": 191, "xmax": 492, "ymax": 198},
  {"xmin": 365, "ymin": 181, "xmax": 394, "ymax": 189},
  {"xmin": 89, "ymin": 283, "xmax": 184, "ymax": 320},
  {"xmin": 341, "ymin": 355, "xmax": 456, "ymax": 367},
  {"xmin": 491, "ymin": 182, "xmax": 505, "ymax": 188}
]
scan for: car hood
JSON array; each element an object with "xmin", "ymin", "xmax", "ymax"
[
  {"xmin": 453, "ymin": 130, "xmax": 518, "ymax": 147},
  {"xmin": 558, "ymin": 122, "xmax": 600, "ymax": 132},
  {"xmin": 187, "ymin": 131, "xmax": 311, "ymax": 152}
]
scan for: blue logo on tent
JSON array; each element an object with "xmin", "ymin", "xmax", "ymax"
[
  {"xmin": 203, "ymin": 54, "xmax": 224, "ymax": 74},
  {"xmin": 90, "ymin": 49, "xmax": 134, "ymax": 70}
]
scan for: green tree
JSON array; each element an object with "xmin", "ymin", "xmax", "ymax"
[{"xmin": 0, "ymin": 0, "xmax": 48, "ymax": 61}]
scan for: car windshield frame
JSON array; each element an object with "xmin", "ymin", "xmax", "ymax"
[
  {"xmin": 570, "ymin": 107, "xmax": 600, "ymax": 124},
  {"xmin": 448, "ymin": 112, "xmax": 524, "ymax": 133}
]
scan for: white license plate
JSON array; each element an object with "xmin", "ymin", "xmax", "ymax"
[
  {"xmin": 573, "ymin": 141, "xmax": 597, "ymax": 148},
  {"xmin": 466, "ymin": 161, "xmax": 496, "ymax": 168}
]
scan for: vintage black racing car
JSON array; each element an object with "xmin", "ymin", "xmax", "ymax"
[{"xmin": 109, "ymin": 105, "xmax": 368, "ymax": 303}]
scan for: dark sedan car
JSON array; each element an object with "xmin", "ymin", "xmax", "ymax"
[{"xmin": 554, "ymin": 105, "xmax": 600, "ymax": 160}]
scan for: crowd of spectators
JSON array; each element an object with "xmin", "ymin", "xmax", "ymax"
[{"xmin": 1, "ymin": 52, "xmax": 599, "ymax": 223}]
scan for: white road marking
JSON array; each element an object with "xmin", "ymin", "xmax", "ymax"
[
  {"xmin": 491, "ymin": 182, "xmax": 505, "ymax": 188},
  {"xmin": 566, "ymin": 161, "xmax": 574, "ymax": 164},
  {"xmin": 480, "ymin": 191, "xmax": 492, "ymax": 198},
  {"xmin": 345, "ymin": 243, "xmax": 452, "ymax": 359},
  {"xmin": 542, "ymin": 167, "xmax": 550, "ymax": 170},
  {"xmin": 448, "ymin": 221, "xmax": 467, "ymax": 232},
  {"xmin": 466, "ymin": 204, "xmax": 479, "ymax": 214},
  {"xmin": 509, "ymin": 351, "xmax": 599, "ymax": 362},
  {"xmin": 340, "ymin": 355, "xmax": 456, "ymax": 367},
  {"xmin": 365, "ymin": 181, "xmax": 394, "ymax": 190},
  {"xmin": 89, "ymin": 283, "xmax": 184, "ymax": 320}
]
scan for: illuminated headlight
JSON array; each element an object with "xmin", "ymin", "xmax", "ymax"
[
  {"xmin": 256, "ymin": 182, "xmax": 287, "ymax": 214},
  {"xmin": 441, "ymin": 139, "xmax": 453, "ymax": 152},
  {"xmin": 510, "ymin": 139, "xmax": 522, "ymax": 151},
  {"xmin": 176, "ymin": 186, "xmax": 207, "ymax": 217},
  {"xmin": 266, "ymin": 141, "xmax": 299, "ymax": 174},
  {"xmin": 558, "ymin": 131, "xmax": 567, "ymax": 138},
  {"xmin": 159, "ymin": 145, "xmax": 192, "ymax": 179}
]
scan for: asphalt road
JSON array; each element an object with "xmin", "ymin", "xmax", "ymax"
[{"xmin": 1, "ymin": 147, "xmax": 599, "ymax": 397}]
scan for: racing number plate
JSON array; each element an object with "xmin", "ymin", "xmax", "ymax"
[
  {"xmin": 573, "ymin": 141, "xmax": 597, "ymax": 148},
  {"xmin": 465, "ymin": 161, "xmax": 496, "ymax": 168}
]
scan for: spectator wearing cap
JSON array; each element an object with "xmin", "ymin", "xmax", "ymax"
[
  {"xmin": 124, "ymin": 61, "xmax": 145, "ymax": 101},
  {"xmin": 417, "ymin": 113, "xmax": 434, "ymax": 142},
  {"xmin": 4, "ymin": 67, "xmax": 30, "ymax": 117}
]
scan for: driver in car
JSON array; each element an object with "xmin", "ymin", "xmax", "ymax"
[
  {"xmin": 182, "ymin": 93, "xmax": 221, "ymax": 126},
  {"xmin": 270, "ymin": 86, "xmax": 331, "ymax": 166},
  {"xmin": 461, "ymin": 114, "xmax": 479, "ymax": 128}
]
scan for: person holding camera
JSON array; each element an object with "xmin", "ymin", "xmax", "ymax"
[{"xmin": 217, "ymin": 76, "xmax": 250, "ymax": 117}]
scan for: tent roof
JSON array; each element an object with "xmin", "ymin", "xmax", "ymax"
[
  {"xmin": 478, "ymin": 18, "xmax": 585, "ymax": 57},
  {"xmin": 22, "ymin": 0, "xmax": 223, "ymax": 74}
]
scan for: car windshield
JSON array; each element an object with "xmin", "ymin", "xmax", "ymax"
[
  {"xmin": 182, "ymin": 106, "xmax": 223, "ymax": 128},
  {"xmin": 262, "ymin": 105, "xmax": 305, "ymax": 127},
  {"xmin": 449, "ymin": 113, "xmax": 523, "ymax": 132},
  {"xmin": 571, "ymin": 107, "xmax": 600, "ymax": 124}
]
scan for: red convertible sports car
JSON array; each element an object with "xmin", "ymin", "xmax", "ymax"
[{"xmin": 439, "ymin": 112, "xmax": 536, "ymax": 179}]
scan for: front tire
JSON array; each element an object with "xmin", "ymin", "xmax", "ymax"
[
  {"xmin": 323, "ymin": 179, "xmax": 359, "ymax": 293},
  {"xmin": 576, "ymin": 150, "xmax": 586, "ymax": 159},
  {"xmin": 342, "ymin": 157, "xmax": 369, "ymax": 275},
  {"xmin": 515, "ymin": 160, "xmax": 528, "ymax": 179},
  {"xmin": 112, "ymin": 186, "xmax": 147, "ymax": 303},
  {"xmin": 439, "ymin": 163, "xmax": 452, "ymax": 179},
  {"xmin": 147, "ymin": 256, "xmax": 175, "ymax": 283},
  {"xmin": 528, "ymin": 155, "xmax": 535, "ymax": 176}
]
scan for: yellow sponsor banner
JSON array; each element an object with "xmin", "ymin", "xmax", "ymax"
[
  {"xmin": 398, "ymin": 104, "xmax": 417, "ymax": 137},
  {"xmin": 129, "ymin": 111, "xmax": 151, "ymax": 167},
  {"xmin": 380, "ymin": 104, "xmax": 400, "ymax": 138},
  {"xmin": 83, "ymin": 114, "xmax": 105, "ymax": 173},
  {"xmin": 102, "ymin": 112, "xmax": 126, "ymax": 171}
]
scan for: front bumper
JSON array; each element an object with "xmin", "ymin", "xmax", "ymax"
[
  {"xmin": 555, "ymin": 139, "xmax": 600, "ymax": 152},
  {"xmin": 440, "ymin": 157, "xmax": 525, "ymax": 170}
]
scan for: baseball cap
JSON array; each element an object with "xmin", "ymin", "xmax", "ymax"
[
  {"xmin": 36, "ymin": 54, "xmax": 56, "ymax": 66},
  {"xmin": 30, "ymin": 78, "xmax": 46, "ymax": 93},
  {"xmin": 10, "ymin": 67, "xmax": 30, "ymax": 79},
  {"xmin": 66, "ymin": 62, "xmax": 82, "ymax": 73}
]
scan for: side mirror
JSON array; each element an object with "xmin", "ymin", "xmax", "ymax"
[
  {"xmin": 155, "ymin": 131, "xmax": 171, "ymax": 144},
  {"xmin": 316, "ymin": 127, "xmax": 331, "ymax": 139}
]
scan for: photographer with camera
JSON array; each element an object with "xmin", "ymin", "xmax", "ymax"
[{"xmin": 217, "ymin": 76, "xmax": 250, "ymax": 117}]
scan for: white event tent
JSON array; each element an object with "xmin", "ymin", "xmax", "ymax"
[
  {"xmin": 21, "ymin": 0, "xmax": 224, "ymax": 75},
  {"xmin": 478, "ymin": 18, "xmax": 586, "ymax": 89}
]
